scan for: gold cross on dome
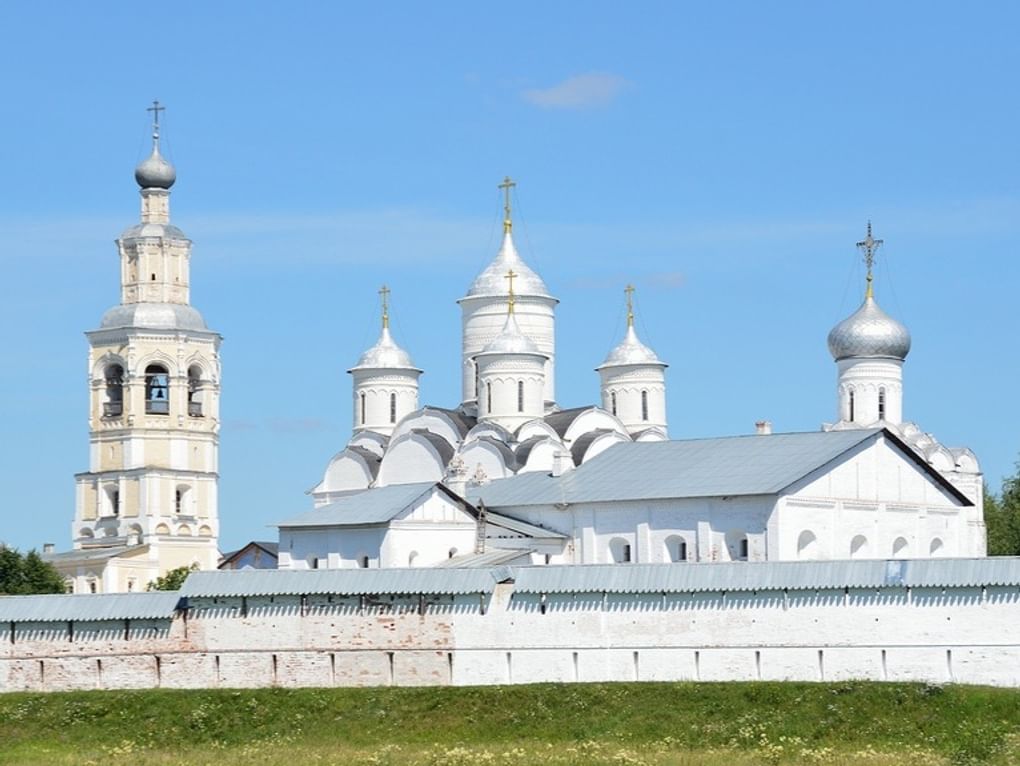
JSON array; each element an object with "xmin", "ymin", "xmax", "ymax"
[
  {"xmin": 856, "ymin": 221, "xmax": 883, "ymax": 298},
  {"xmin": 505, "ymin": 269, "xmax": 518, "ymax": 314},
  {"xmin": 146, "ymin": 100, "xmax": 165, "ymax": 134},
  {"xmin": 378, "ymin": 284, "xmax": 390, "ymax": 328},
  {"xmin": 498, "ymin": 176, "xmax": 516, "ymax": 233},
  {"xmin": 624, "ymin": 284, "xmax": 635, "ymax": 328}
]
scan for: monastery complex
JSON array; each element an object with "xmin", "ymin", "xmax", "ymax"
[{"xmin": 2, "ymin": 107, "xmax": 1017, "ymax": 693}]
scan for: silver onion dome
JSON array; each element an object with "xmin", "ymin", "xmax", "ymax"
[
  {"xmin": 827, "ymin": 295, "xmax": 911, "ymax": 361},
  {"xmin": 597, "ymin": 325, "xmax": 666, "ymax": 369},
  {"xmin": 134, "ymin": 136, "xmax": 176, "ymax": 189},
  {"xmin": 349, "ymin": 327, "xmax": 420, "ymax": 372},
  {"xmin": 477, "ymin": 314, "xmax": 546, "ymax": 357},
  {"xmin": 465, "ymin": 230, "xmax": 552, "ymax": 299},
  {"xmin": 100, "ymin": 302, "xmax": 207, "ymax": 331}
]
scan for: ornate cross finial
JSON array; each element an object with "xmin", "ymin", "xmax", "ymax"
[
  {"xmin": 624, "ymin": 284, "xmax": 635, "ymax": 328},
  {"xmin": 505, "ymin": 269, "xmax": 518, "ymax": 315},
  {"xmin": 498, "ymin": 176, "xmax": 516, "ymax": 233},
  {"xmin": 378, "ymin": 284, "xmax": 390, "ymax": 329},
  {"xmin": 146, "ymin": 100, "xmax": 165, "ymax": 138},
  {"xmin": 856, "ymin": 221, "xmax": 883, "ymax": 299}
]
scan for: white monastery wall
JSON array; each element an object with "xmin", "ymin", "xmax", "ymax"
[{"xmin": 4, "ymin": 578, "xmax": 1019, "ymax": 692}]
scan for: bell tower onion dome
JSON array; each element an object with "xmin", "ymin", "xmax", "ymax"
[
  {"xmin": 597, "ymin": 285, "xmax": 668, "ymax": 436},
  {"xmin": 827, "ymin": 223, "xmax": 909, "ymax": 426},
  {"xmin": 349, "ymin": 286, "xmax": 422, "ymax": 436},
  {"xmin": 134, "ymin": 101, "xmax": 176, "ymax": 190}
]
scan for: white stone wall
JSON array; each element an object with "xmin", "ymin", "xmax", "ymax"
[
  {"xmin": 837, "ymin": 358, "xmax": 903, "ymax": 425},
  {"xmin": 599, "ymin": 365, "xmax": 667, "ymax": 435},
  {"xmin": 3, "ymin": 582, "xmax": 1020, "ymax": 692}
]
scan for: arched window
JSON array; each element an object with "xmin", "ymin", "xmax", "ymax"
[
  {"xmin": 797, "ymin": 530, "xmax": 818, "ymax": 560},
  {"xmin": 187, "ymin": 365, "xmax": 203, "ymax": 417},
  {"xmin": 664, "ymin": 535, "xmax": 687, "ymax": 563},
  {"xmin": 448, "ymin": 547, "xmax": 458, "ymax": 559},
  {"xmin": 929, "ymin": 538, "xmax": 945, "ymax": 557},
  {"xmin": 408, "ymin": 551, "xmax": 419, "ymax": 567},
  {"xmin": 175, "ymin": 489, "xmax": 183, "ymax": 514},
  {"xmin": 175, "ymin": 486, "xmax": 190, "ymax": 515},
  {"xmin": 309, "ymin": 556, "xmax": 319, "ymax": 570},
  {"xmin": 486, "ymin": 382, "xmax": 492, "ymax": 414},
  {"xmin": 725, "ymin": 529, "xmax": 748, "ymax": 561},
  {"xmin": 390, "ymin": 393, "xmax": 397, "ymax": 423},
  {"xmin": 517, "ymin": 381, "xmax": 524, "ymax": 412},
  {"xmin": 105, "ymin": 486, "xmax": 120, "ymax": 517},
  {"xmin": 358, "ymin": 555, "xmax": 370, "ymax": 569},
  {"xmin": 641, "ymin": 390, "xmax": 649, "ymax": 421},
  {"xmin": 609, "ymin": 538, "xmax": 632, "ymax": 564},
  {"xmin": 878, "ymin": 387, "xmax": 886, "ymax": 421},
  {"xmin": 611, "ymin": 391, "xmax": 617, "ymax": 416},
  {"xmin": 892, "ymin": 537, "xmax": 909, "ymax": 558},
  {"xmin": 360, "ymin": 392, "xmax": 366, "ymax": 425},
  {"xmin": 848, "ymin": 388, "xmax": 856, "ymax": 422},
  {"xmin": 145, "ymin": 364, "xmax": 170, "ymax": 414},
  {"xmin": 850, "ymin": 535, "xmax": 869, "ymax": 559},
  {"xmin": 103, "ymin": 364, "xmax": 124, "ymax": 417}
]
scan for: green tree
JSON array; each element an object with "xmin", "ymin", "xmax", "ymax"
[
  {"xmin": 0, "ymin": 546, "xmax": 65, "ymax": 595},
  {"xmin": 147, "ymin": 563, "xmax": 198, "ymax": 591},
  {"xmin": 985, "ymin": 461, "xmax": 1020, "ymax": 556}
]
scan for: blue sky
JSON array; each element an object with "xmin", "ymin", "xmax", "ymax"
[{"xmin": 1, "ymin": 2, "xmax": 1018, "ymax": 552}]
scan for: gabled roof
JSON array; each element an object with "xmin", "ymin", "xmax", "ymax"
[
  {"xmin": 485, "ymin": 510, "xmax": 568, "ymax": 539},
  {"xmin": 0, "ymin": 592, "xmax": 180, "ymax": 623},
  {"xmin": 180, "ymin": 567, "xmax": 500, "ymax": 597},
  {"xmin": 278, "ymin": 482, "xmax": 472, "ymax": 528},
  {"xmin": 467, "ymin": 428, "xmax": 971, "ymax": 509},
  {"xmin": 433, "ymin": 548, "xmax": 535, "ymax": 568}
]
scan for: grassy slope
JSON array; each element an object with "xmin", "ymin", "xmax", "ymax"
[{"xmin": 1, "ymin": 683, "xmax": 1019, "ymax": 765}]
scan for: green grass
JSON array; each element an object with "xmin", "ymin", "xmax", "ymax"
[{"xmin": 1, "ymin": 683, "xmax": 1019, "ymax": 765}]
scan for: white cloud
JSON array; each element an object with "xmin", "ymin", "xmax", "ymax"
[{"xmin": 522, "ymin": 73, "xmax": 629, "ymax": 109}]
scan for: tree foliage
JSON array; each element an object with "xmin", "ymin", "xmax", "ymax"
[
  {"xmin": 986, "ymin": 464, "xmax": 1020, "ymax": 556},
  {"xmin": 147, "ymin": 563, "xmax": 199, "ymax": 592},
  {"xmin": 0, "ymin": 546, "xmax": 66, "ymax": 595}
]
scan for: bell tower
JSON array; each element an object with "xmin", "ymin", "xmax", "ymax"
[{"xmin": 63, "ymin": 103, "xmax": 222, "ymax": 593}]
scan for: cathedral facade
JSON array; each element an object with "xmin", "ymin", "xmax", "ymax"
[
  {"xmin": 46, "ymin": 106, "xmax": 221, "ymax": 593},
  {"xmin": 280, "ymin": 191, "xmax": 985, "ymax": 570}
]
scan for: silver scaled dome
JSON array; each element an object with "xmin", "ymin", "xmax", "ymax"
[
  {"xmin": 597, "ymin": 325, "xmax": 666, "ymax": 369},
  {"xmin": 134, "ymin": 135, "xmax": 176, "ymax": 190},
  {"xmin": 349, "ymin": 327, "xmax": 420, "ymax": 372},
  {"xmin": 465, "ymin": 230, "xmax": 552, "ymax": 299},
  {"xmin": 477, "ymin": 314, "xmax": 546, "ymax": 357},
  {"xmin": 827, "ymin": 295, "xmax": 911, "ymax": 361}
]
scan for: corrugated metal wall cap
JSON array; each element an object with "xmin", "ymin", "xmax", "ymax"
[
  {"xmin": 0, "ymin": 592, "xmax": 181, "ymax": 623},
  {"xmin": 179, "ymin": 568, "xmax": 499, "ymax": 597},
  {"xmin": 508, "ymin": 558, "xmax": 1020, "ymax": 594}
]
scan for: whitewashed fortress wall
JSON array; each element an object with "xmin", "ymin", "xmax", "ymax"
[{"xmin": 2, "ymin": 563, "xmax": 1019, "ymax": 692}]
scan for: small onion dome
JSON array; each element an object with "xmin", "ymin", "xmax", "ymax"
[
  {"xmin": 827, "ymin": 295, "xmax": 911, "ymax": 361},
  {"xmin": 348, "ymin": 327, "xmax": 420, "ymax": 372},
  {"xmin": 477, "ymin": 314, "xmax": 546, "ymax": 357},
  {"xmin": 465, "ymin": 230, "xmax": 552, "ymax": 299},
  {"xmin": 597, "ymin": 325, "xmax": 666, "ymax": 370},
  {"xmin": 134, "ymin": 137, "xmax": 176, "ymax": 189}
]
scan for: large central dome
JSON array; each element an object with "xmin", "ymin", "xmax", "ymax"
[
  {"xmin": 464, "ymin": 230, "xmax": 552, "ymax": 299},
  {"xmin": 827, "ymin": 295, "xmax": 911, "ymax": 361}
]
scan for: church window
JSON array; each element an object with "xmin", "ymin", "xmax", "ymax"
[
  {"xmin": 611, "ymin": 391, "xmax": 617, "ymax": 416},
  {"xmin": 448, "ymin": 547, "xmax": 458, "ymax": 559},
  {"xmin": 486, "ymin": 383, "xmax": 492, "ymax": 414},
  {"xmin": 892, "ymin": 537, "xmax": 909, "ymax": 558},
  {"xmin": 850, "ymin": 535, "xmax": 869, "ymax": 559},
  {"xmin": 360, "ymin": 393, "xmax": 366, "ymax": 425},
  {"xmin": 609, "ymin": 537, "xmax": 632, "ymax": 564},
  {"xmin": 930, "ymin": 538, "xmax": 945, "ymax": 557},
  {"xmin": 665, "ymin": 535, "xmax": 687, "ymax": 563},
  {"xmin": 848, "ymin": 389, "xmax": 856, "ymax": 422},
  {"xmin": 517, "ymin": 381, "xmax": 524, "ymax": 412},
  {"xmin": 641, "ymin": 390, "xmax": 649, "ymax": 421},
  {"xmin": 358, "ymin": 555, "xmax": 369, "ymax": 569},
  {"xmin": 187, "ymin": 366, "xmax": 203, "ymax": 417},
  {"xmin": 878, "ymin": 388, "xmax": 886, "ymax": 420},
  {"xmin": 739, "ymin": 538, "xmax": 749, "ymax": 560},
  {"xmin": 151, "ymin": 273, "xmax": 156, "ymax": 281},
  {"xmin": 390, "ymin": 393, "xmax": 397, "ymax": 423},
  {"xmin": 105, "ymin": 487, "xmax": 120, "ymax": 516},
  {"xmin": 103, "ymin": 364, "xmax": 124, "ymax": 417},
  {"xmin": 89, "ymin": 581, "xmax": 97, "ymax": 594},
  {"xmin": 145, "ymin": 364, "xmax": 170, "ymax": 414},
  {"xmin": 408, "ymin": 551, "xmax": 419, "ymax": 567}
]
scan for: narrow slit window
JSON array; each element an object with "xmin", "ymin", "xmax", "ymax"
[
  {"xmin": 360, "ymin": 393, "xmax": 366, "ymax": 425},
  {"xmin": 878, "ymin": 388, "xmax": 886, "ymax": 420},
  {"xmin": 611, "ymin": 391, "xmax": 617, "ymax": 416},
  {"xmin": 517, "ymin": 381, "xmax": 524, "ymax": 412},
  {"xmin": 487, "ymin": 382, "xmax": 492, "ymax": 414},
  {"xmin": 641, "ymin": 390, "xmax": 649, "ymax": 421},
  {"xmin": 389, "ymin": 393, "xmax": 397, "ymax": 423},
  {"xmin": 848, "ymin": 389, "xmax": 856, "ymax": 422}
]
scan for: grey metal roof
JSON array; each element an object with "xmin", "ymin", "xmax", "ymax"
[
  {"xmin": 469, "ymin": 429, "xmax": 897, "ymax": 508},
  {"xmin": 97, "ymin": 302, "xmax": 208, "ymax": 332},
  {"xmin": 509, "ymin": 558, "xmax": 1020, "ymax": 594},
  {"xmin": 42, "ymin": 544, "xmax": 147, "ymax": 563},
  {"xmin": 485, "ymin": 510, "xmax": 568, "ymax": 539},
  {"xmin": 180, "ymin": 567, "xmax": 499, "ymax": 597},
  {"xmin": 434, "ymin": 548, "xmax": 535, "ymax": 568},
  {"xmin": 542, "ymin": 407, "xmax": 590, "ymax": 438},
  {"xmin": 278, "ymin": 482, "xmax": 438, "ymax": 528},
  {"xmin": 0, "ymin": 592, "xmax": 180, "ymax": 623}
]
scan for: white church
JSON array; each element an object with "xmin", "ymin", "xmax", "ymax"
[
  {"xmin": 42, "ymin": 110, "xmax": 985, "ymax": 591},
  {"xmin": 278, "ymin": 189, "xmax": 986, "ymax": 571}
]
